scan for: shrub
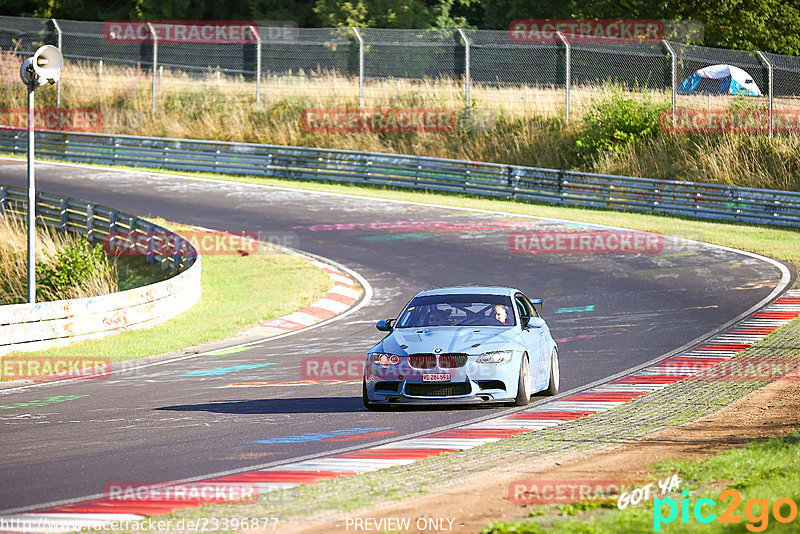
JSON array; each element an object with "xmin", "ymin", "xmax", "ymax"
[
  {"xmin": 0, "ymin": 216, "xmax": 118, "ymax": 304},
  {"xmin": 36, "ymin": 240, "xmax": 114, "ymax": 302},
  {"xmin": 576, "ymin": 91, "xmax": 668, "ymax": 165}
]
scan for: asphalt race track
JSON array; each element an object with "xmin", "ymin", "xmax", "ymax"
[{"xmin": 0, "ymin": 159, "xmax": 790, "ymax": 513}]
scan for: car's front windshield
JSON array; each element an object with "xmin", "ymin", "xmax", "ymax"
[{"xmin": 396, "ymin": 294, "xmax": 516, "ymax": 328}]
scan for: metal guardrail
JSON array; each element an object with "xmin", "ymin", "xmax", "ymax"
[
  {"xmin": 0, "ymin": 183, "xmax": 201, "ymax": 354},
  {"xmin": 1, "ymin": 128, "xmax": 800, "ymax": 227},
  {"xmin": 0, "ymin": 185, "xmax": 196, "ymax": 271}
]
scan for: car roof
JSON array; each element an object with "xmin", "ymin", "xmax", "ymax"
[{"xmin": 414, "ymin": 286, "xmax": 522, "ymax": 298}]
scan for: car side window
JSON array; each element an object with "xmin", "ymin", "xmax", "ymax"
[
  {"xmin": 524, "ymin": 295, "xmax": 539, "ymax": 317},
  {"xmin": 517, "ymin": 294, "xmax": 539, "ymax": 318},
  {"xmin": 515, "ymin": 295, "xmax": 529, "ymax": 322}
]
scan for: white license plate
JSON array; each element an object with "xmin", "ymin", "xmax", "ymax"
[{"xmin": 422, "ymin": 373, "xmax": 451, "ymax": 382}]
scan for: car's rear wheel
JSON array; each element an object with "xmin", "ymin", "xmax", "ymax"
[
  {"xmin": 543, "ymin": 348, "xmax": 559, "ymax": 396},
  {"xmin": 514, "ymin": 354, "xmax": 531, "ymax": 406}
]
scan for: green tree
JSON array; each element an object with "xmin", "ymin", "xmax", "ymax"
[{"xmin": 314, "ymin": 0, "xmax": 473, "ymax": 28}]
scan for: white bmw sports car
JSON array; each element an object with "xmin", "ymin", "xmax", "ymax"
[{"xmin": 363, "ymin": 286, "xmax": 559, "ymax": 409}]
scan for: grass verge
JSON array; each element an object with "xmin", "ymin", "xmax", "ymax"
[{"xmin": 2, "ymin": 220, "xmax": 334, "ymax": 367}]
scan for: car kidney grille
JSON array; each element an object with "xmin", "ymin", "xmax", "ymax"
[
  {"xmin": 408, "ymin": 353, "xmax": 468, "ymax": 369},
  {"xmin": 408, "ymin": 354, "xmax": 437, "ymax": 369},
  {"xmin": 406, "ymin": 382, "xmax": 470, "ymax": 397},
  {"xmin": 438, "ymin": 354, "xmax": 468, "ymax": 368}
]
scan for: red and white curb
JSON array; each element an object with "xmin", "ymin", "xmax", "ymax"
[
  {"xmin": 241, "ymin": 255, "xmax": 362, "ymax": 337},
  {"xmin": 5, "ymin": 291, "xmax": 799, "ymax": 531}
]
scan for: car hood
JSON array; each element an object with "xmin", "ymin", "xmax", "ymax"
[{"xmin": 376, "ymin": 326, "xmax": 522, "ymax": 355}]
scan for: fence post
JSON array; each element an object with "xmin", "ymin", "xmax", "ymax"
[
  {"xmin": 147, "ymin": 22, "xmax": 158, "ymax": 116},
  {"xmin": 756, "ymin": 51, "xmax": 774, "ymax": 139},
  {"xmin": 662, "ymin": 40, "xmax": 677, "ymax": 126},
  {"xmin": 457, "ymin": 29, "xmax": 470, "ymax": 119},
  {"xmin": 250, "ymin": 25, "xmax": 261, "ymax": 104},
  {"xmin": 352, "ymin": 27, "xmax": 364, "ymax": 108},
  {"xmin": 51, "ymin": 19, "xmax": 62, "ymax": 108},
  {"xmin": 556, "ymin": 31, "xmax": 570, "ymax": 122}
]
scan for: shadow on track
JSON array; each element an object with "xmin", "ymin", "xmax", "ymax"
[
  {"xmin": 157, "ymin": 397, "xmax": 501, "ymax": 414},
  {"xmin": 157, "ymin": 396, "xmax": 364, "ymax": 414}
]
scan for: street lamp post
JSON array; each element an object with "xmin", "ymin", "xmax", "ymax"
[{"xmin": 18, "ymin": 45, "xmax": 63, "ymax": 303}]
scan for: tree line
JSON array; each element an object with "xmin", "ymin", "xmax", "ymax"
[{"xmin": 4, "ymin": 0, "xmax": 799, "ymax": 55}]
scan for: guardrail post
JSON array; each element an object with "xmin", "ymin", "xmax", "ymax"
[
  {"xmin": 51, "ymin": 19, "xmax": 62, "ymax": 109},
  {"xmin": 109, "ymin": 210, "xmax": 117, "ymax": 251},
  {"xmin": 146, "ymin": 222, "xmax": 155, "ymax": 263},
  {"xmin": 147, "ymin": 23, "xmax": 158, "ymax": 116},
  {"xmin": 556, "ymin": 32, "xmax": 570, "ymax": 122},
  {"xmin": 352, "ymin": 27, "xmax": 365, "ymax": 108},
  {"xmin": 59, "ymin": 198, "xmax": 68, "ymax": 232},
  {"xmin": 86, "ymin": 203, "xmax": 94, "ymax": 242},
  {"xmin": 756, "ymin": 51, "xmax": 774, "ymax": 139},
  {"xmin": 662, "ymin": 40, "xmax": 677, "ymax": 126},
  {"xmin": 457, "ymin": 29, "xmax": 470, "ymax": 120}
]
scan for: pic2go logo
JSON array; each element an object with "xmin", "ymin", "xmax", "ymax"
[{"xmin": 654, "ymin": 489, "xmax": 799, "ymax": 532}]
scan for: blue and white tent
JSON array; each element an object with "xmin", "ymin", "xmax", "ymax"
[{"xmin": 678, "ymin": 64, "xmax": 762, "ymax": 96}]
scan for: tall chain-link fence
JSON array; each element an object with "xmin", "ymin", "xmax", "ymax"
[{"xmin": 2, "ymin": 15, "xmax": 800, "ymax": 135}]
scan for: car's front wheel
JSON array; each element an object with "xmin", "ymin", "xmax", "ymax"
[
  {"xmin": 543, "ymin": 348, "xmax": 559, "ymax": 396},
  {"xmin": 362, "ymin": 380, "xmax": 385, "ymax": 411},
  {"xmin": 514, "ymin": 354, "xmax": 531, "ymax": 406}
]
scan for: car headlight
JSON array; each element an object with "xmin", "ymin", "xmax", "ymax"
[
  {"xmin": 476, "ymin": 350, "xmax": 513, "ymax": 363},
  {"xmin": 369, "ymin": 352, "xmax": 401, "ymax": 365}
]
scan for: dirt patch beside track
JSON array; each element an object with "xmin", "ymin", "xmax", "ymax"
[{"xmin": 281, "ymin": 375, "xmax": 800, "ymax": 533}]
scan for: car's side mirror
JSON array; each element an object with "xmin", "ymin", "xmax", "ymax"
[
  {"xmin": 525, "ymin": 317, "xmax": 546, "ymax": 329},
  {"xmin": 376, "ymin": 319, "xmax": 395, "ymax": 331}
]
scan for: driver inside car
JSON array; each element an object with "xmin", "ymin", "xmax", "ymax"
[{"xmin": 492, "ymin": 304, "xmax": 509, "ymax": 325}]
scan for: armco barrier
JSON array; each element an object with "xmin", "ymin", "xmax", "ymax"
[
  {"xmin": 1, "ymin": 129, "xmax": 799, "ymax": 227},
  {"xmin": 0, "ymin": 184, "xmax": 201, "ymax": 355}
]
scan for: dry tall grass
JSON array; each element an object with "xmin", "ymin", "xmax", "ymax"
[
  {"xmin": 4, "ymin": 56, "xmax": 800, "ymax": 191},
  {"xmin": 0, "ymin": 215, "xmax": 118, "ymax": 305}
]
